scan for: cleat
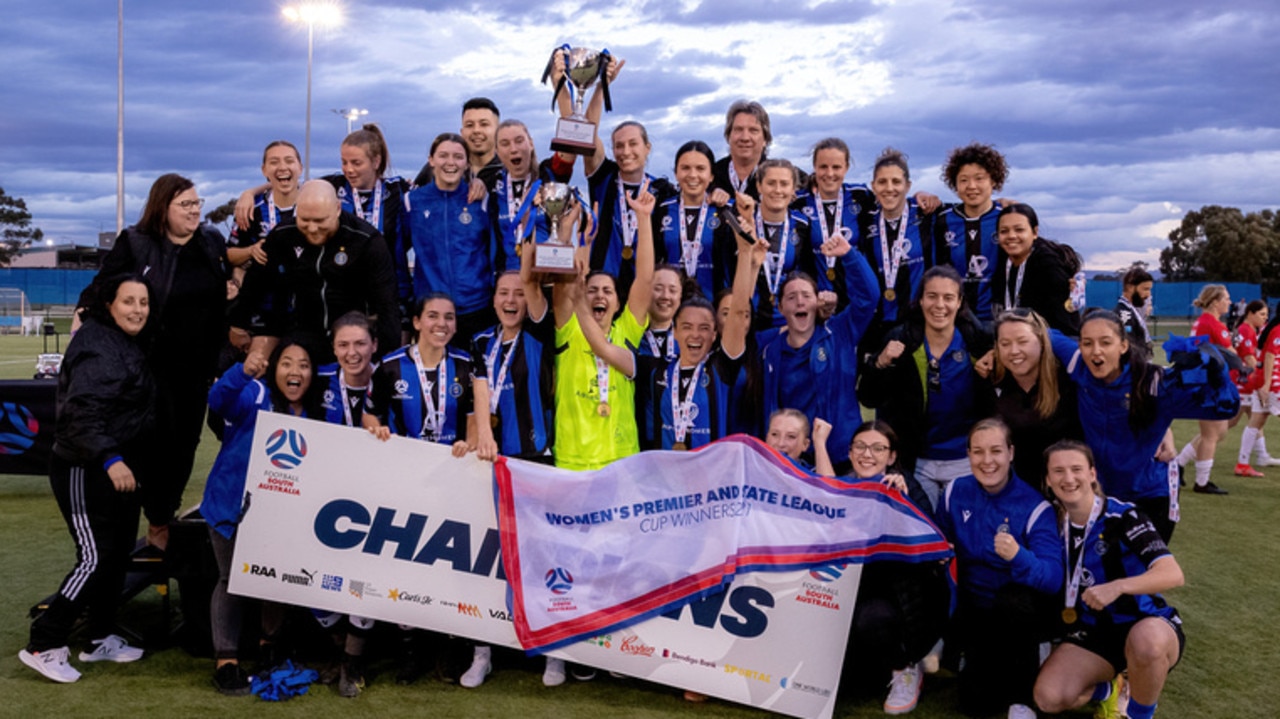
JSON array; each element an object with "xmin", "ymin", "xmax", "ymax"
[
  {"xmin": 1234, "ymin": 463, "xmax": 1265, "ymax": 478},
  {"xmin": 1193, "ymin": 481, "xmax": 1229, "ymax": 495}
]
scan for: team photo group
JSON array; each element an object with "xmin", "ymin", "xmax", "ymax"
[{"xmin": 22, "ymin": 47, "xmax": 1274, "ymax": 719}]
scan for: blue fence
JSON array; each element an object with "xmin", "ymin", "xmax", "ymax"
[
  {"xmin": 1085, "ymin": 281, "xmax": 1265, "ymax": 319},
  {"xmin": 0, "ymin": 269, "xmax": 97, "ymax": 307}
]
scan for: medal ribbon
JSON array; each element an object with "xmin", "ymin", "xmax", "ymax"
[
  {"xmin": 410, "ymin": 345, "xmax": 447, "ymax": 441},
  {"xmin": 879, "ymin": 211, "xmax": 906, "ymax": 294},
  {"xmin": 814, "ymin": 191, "xmax": 842, "ymax": 273},
  {"xmin": 1062, "ymin": 495, "xmax": 1104, "ymax": 613},
  {"xmin": 755, "ymin": 210, "xmax": 789, "ymax": 300},
  {"xmin": 616, "ymin": 175, "xmax": 639, "ymax": 254},
  {"xmin": 338, "ymin": 376, "xmax": 368, "ymax": 428},
  {"xmin": 669, "ymin": 359, "xmax": 705, "ymax": 444},
  {"xmin": 1004, "ymin": 257, "xmax": 1027, "ymax": 309},
  {"xmin": 485, "ymin": 332, "xmax": 520, "ymax": 415},
  {"xmin": 351, "ymin": 179, "xmax": 384, "ymax": 231},
  {"xmin": 681, "ymin": 201, "xmax": 708, "ymax": 278}
]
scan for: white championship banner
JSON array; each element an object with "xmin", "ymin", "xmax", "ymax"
[{"xmin": 231, "ymin": 413, "xmax": 876, "ymax": 718}]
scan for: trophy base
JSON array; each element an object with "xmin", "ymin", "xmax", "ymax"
[
  {"xmin": 534, "ymin": 243, "xmax": 577, "ymax": 274},
  {"xmin": 550, "ymin": 117, "xmax": 598, "ymax": 156}
]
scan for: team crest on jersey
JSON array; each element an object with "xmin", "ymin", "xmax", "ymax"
[
  {"xmin": 450, "ymin": 382, "xmax": 463, "ymax": 398},
  {"xmin": 661, "ymin": 215, "xmax": 673, "ymax": 231},
  {"xmin": 393, "ymin": 379, "xmax": 411, "ymax": 398},
  {"xmin": 323, "ymin": 389, "xmax": 336, "ymax": 408},
  {"xmin": 700, "ymin": 373, "xmax": 711, "ymax": 388},
  {"xmin": 708, "ymin": 214, "xmax": 720, "ymax": 229},
  {"xmin": 459, "ymin": 208, "xmax": 472, "ymax": 225},
  {"xmin": 1094, "ymin": 538, "xmax": 1109, "ymax": 556},
  {"xmin": 495, "ymin": 180, "xmax": 505, "ymax": 193},
  {"xmin": 945, "ymin": 231, "xmax": 959, "ymax": 248},
  {"xmin": 952, "ymin": 350, "xmax": 965, "ymax": 363},
  {"xmin": 334, "ymin": 250, "xmax": 348, "ymax": 266},
  {"xmin": 816, "ymin": 347, "xmax": 828, "ymax": 363},
  {"xmin": 803, "ymin": 205, "xmax": 816, "ymax": 219}
]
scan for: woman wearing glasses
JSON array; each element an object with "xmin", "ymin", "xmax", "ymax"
[
  {"xmin": 77, "ymin": 173, "xmax": 229, "ymax": 552},
  {"xmin": 860, "ymin": 265, "xmax": 993, "ymax": 510},
  {"xmin": 813, "ymin": 419, "xmax": 948, "ymax": 715}
]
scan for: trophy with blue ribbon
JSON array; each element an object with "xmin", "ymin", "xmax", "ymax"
[
  {"xmin": 542, "ymin": 45, "xmax": 613, "ymax": 155},
  {"xmin": 533, "ymin": 183, "xmax": 578, "ymax": 273}
]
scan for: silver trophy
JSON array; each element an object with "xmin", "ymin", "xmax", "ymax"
[
  {"xmin": 543, "ymin": 46, "xmax": 613, "ymax": 155},
  {"xmin": 534, "ymin": 183, "xmax": 577, "ymax": 274}
]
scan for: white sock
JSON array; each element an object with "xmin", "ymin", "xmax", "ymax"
[
  {"xmin": 1256, "ymin": 434, "xmax": 1272, "ymax": 461},
  {"xmin": 1195, "ymin": 459, "xmax": 1213, "ymax": 487},
  {"xmin": 1241, "ymin": 427, "xmax": 1261, "ymax": 465},
  {"xmin": 1176, "ymin": 442, "xmax": 1198, "ymax": 467}
]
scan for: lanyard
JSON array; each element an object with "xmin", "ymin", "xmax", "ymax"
[
  {"xmin": 616, "ymin": 175, "xmax": 638, "ymax": 252},
  {"xmin": 410, "ymin": 345, "xmax": 447, "ymax": 441},
  {"xmin": 485, "ymin": 332, "xmax": 520, "ymax": 415},
  {"xmin": 1118, "ymin": 296, "xmax": 1150, "ymax": 339},
  {"xmin": 338, "ymin": 378, "xmax": 368, "ymax": 428},
  {"xmin": 1004, "ymin": 258, "xmax": 1026, "ymax": 309},
  {"xmin": 1063, "ymin": 496, "xmax": 1104, "ymax": 611},
  {"xmin": 645, "ymin": 328, "xmax": 678, "ymax": 361},
  {"xmin": 505, "ymin": 172, "xmax": 530, "ymax": 226},
  {"xmin": 728, "ymin": 162, "xmax": 748, "ymax": 194},
  {"xmin": 681, "ymin": 202, "xmax": 709, "ymax": 278},
  {"xmin": 351, "ymin": 180, "xmax": 384, "ymax": 230},
  {"xmin": 814, "ymin": 192, "xmax": 842, "ymax": 272},
  {"xmin": 879, "ymin": 212, "xmax": 908, "ymax": 290},
  {"xmin": 669, "ymin": 360, "xmax": 705, "ymax": 444},
  {"xmin": 756, "ymin": 210, "xmax": 789, "ymax": 300},
  {"xmin": 265, "ymin": 192, "xmax": 280, "ymax": 234}
]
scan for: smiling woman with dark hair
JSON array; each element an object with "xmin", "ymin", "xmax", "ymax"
[{"xmin": 23, "ymin": 274, "xmax": 155, "ymax": 684}]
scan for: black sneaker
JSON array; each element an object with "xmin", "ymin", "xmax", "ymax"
[
  {"xmin": 1193, "ymin": 481, "xmax": 1228, "ymax": 495},
  {"xmin": 213, "ymin": 663, "xmax": 252, "ymax": 696}
]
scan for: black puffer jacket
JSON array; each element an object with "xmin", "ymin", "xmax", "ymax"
[{"xmin": 53, "ymin": 318, "xmax": 156, "ymax": 468}]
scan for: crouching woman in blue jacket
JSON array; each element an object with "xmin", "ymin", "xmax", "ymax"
[
  {"xmin": 935, "ymin": 417, "xmax": 1063, "ymax": 719},
  {"xmin": 203, "ymin": 338, "xmax": 324, "ymax": 695}
]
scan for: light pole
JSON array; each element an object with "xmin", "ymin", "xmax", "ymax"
[
  {"xmin": 332, "ymin": 108, "xmax": 369, "ymax": 135},
  {"xmin": 282, "ymin": 3, "xmax": 342, "ymax": 181}
]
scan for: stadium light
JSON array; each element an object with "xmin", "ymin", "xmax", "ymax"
[{"xmin": 283, "ymin": 2, "xmax": 343, "ymax": 180}]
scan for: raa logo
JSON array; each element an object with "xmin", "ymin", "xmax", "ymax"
[
  {"xmin": 242, "ymin": 563, "xmax": 277, "ymax": 578},
  {"xmin": 265, "ymin": 428, "xmax": 308, "ymax": 469}
]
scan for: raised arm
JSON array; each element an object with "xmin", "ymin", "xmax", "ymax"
[
  {"xmin": 624, "ymin": 181, "xmax": 657, "ymax": 323},
  {"xmin": 721, "ymin": 218, "xmax": 766, "ymax": 359},
  {"xmin": 574, "ymin": 276, "xmax": 636, "ymax": 378},
  {"xmin": 581, "ymin": 56, "xmax": 624, "ymax": 178}
]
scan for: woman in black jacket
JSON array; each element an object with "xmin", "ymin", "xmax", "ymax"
[
  {"xmin": 78, "ymin": 174, "xmax": 229, "ymax": 551},
  {"xmin": 990, "ymin": 203, "xmax": 1081, "ymax": 335},
  {"xmin": 21, "ymin": 274, "xmax": 156, "ymax": 683}
]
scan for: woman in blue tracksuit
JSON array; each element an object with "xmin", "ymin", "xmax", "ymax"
[
  {"xmin": 935, "ymin": 418, "xmax": 1062, "ymax": 718},
  {"xmin": 1050, "ymin": 310, "xmax": 1239, "ymax": 542},
  {"xmin": 402, "ymin": 133, "xmax": 495, "ymax": 349},
  {"xmin": 203, "ymin": 337, "xmax": 323, "ymax": 695},
  {"xmin": 860, "ymin": 265, "xmax": 993, "ymax": 510},
  {"xmin": 1035, "ymin": 440, "xmax": 1186, "ymax": 719},
  {"xmin": 747, "ymin": 184, "xmax": 879, "ymax": 474}
]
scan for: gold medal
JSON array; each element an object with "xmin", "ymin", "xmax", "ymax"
[
  {"xmin": 490, "ymin": 415, "xmax": 499, "ymax": 429},
  {"xmin": 1061, "ymin": 607, "xmax": 1078, "ymax": 624},
  {"xmin": 672, "ymin": 442, "xmax": 688, "ymax": 451},
  {"xmin": 622, "ymin": 246, "xmax": 634, "ymax": 260},
  {"xmin": 597, "ymin": 402, "xmax": 611, "ymax": 417},
  {"xmin": 884, "ymin": 288, "xmax": 896, "ymax": 302},
  {"xmin": 826, "ymin": 267, "xmax": 836, "ymax": 281},
  {"xmin": 767, "ymin": 293, "xmax": 775, "ymax": 309}
]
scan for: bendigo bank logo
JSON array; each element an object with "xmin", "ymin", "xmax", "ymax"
[
  {"xmin": 266, "ymin": 428, "xmax": 308, "ymax": 469},
  {"xmin": 545, "ymin": 567, "xmax": 574, "ymax": 595}
]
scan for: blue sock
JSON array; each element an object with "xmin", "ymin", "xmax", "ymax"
[
  {"xmin": 1090, "ymin": 681, "xmax": 1112, "ymax": 702},
  {"xmin": 1128, "ymin": 698, "xmax": 1157, "ymax": 719}
]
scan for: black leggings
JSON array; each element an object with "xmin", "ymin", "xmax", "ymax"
[
  {"xmin": 141, "ymin": 372, "xmax": 209, "ymax": 527},
  {"xmin": 954, "ymin": 585, "xmax": 1056, "ymax": 715}
]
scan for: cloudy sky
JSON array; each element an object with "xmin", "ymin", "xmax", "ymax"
[{"xmin": 4, "ymin": 0, "xmax": 1277, "ymax": 270}]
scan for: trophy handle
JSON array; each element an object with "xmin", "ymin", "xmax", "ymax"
[{"xmin": 597, "ymin": 49, "xmax": 613, "ymax": 113}]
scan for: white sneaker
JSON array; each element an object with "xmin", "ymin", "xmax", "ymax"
[
  {"xmin": 542, "ymin": 657, "xmax": 566, "ymax": 687},
  {"xmin": 460, "ymin": 645, "xmax": 492, "ymax": 688},
  {"xmin": 1257, "ymin": 454, "xmax": 1280, "ymax": 467},
  {"xmin": 884, "ymin": 663, "xmax": 922, "ymax": 714},
  {"xmin": 1008, "ymin": 703, "xmax": 1036, "ymax": 719},
  {"xmin": 19, "ymin": 647, "xmax": 81, "ymax": 683},
  {"xmin": 920, "ymin": 639, "xmax": 944, "ymax": 674},
  {"xmin": 79, "ymin": 634, "xmax": 144, "ymax": 663}
]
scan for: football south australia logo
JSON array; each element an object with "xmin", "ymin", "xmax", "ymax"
[{"xmin": 266, "ymin": 428, "xmax": 308, "ymax": 469}]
